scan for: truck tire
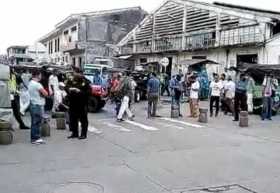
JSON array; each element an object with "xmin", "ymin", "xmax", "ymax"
[
  {"xmin": 98, "ymin": 100, "xmax": 106, "ymax": 110},
  {"xmin": 88, "ymin": 97, "xmax": 99, "ymax": 113},
  {"xmin": 0, "ymin": 120, "xmax": 12, "ymax": 131},
  {"xmin": 0, "ymin": 131, "xmax": 13, "ymax": 145}
]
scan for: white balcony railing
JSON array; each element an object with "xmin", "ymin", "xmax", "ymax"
[{"xmin": 119, "ymin": 25, "xmax": 263, "ymax": 55}]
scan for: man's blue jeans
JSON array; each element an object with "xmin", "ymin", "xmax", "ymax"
[
  {"xmin": 30, "ymin": 104, "xmax": 43, "ymax": 141},
  {"xmin": 262, "ymin": 96, "xmax": 272, "ymax": 120}
]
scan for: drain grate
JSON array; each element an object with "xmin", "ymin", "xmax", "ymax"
[{"xmin": 187, "ymin": 184, "xmax": 258, "ymax": 193}]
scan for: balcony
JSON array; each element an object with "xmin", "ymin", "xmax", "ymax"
[
  {"xmin": 154, "ymin": 36, "xmax": 182, "ymax": 52},
  {"xmin": 119, "ymin": 25, "xmax": 264, "ymax": 55},
  {"xmin": 135, "ymin": 41, "xmax": 152, "ymax": 53},
  {"xmin": 185, "ymin": 33, "xmax": 216, "ymax": 50},
  {"xmin": 219, "ymin": 25, "xmax": 262, "ymax": 46},
  {"xmin": 120, "ymin": 45, "xmax": 133, "ymax": 55},
  {"xmin": 61, "ymin": 42, "xmax": 78, "ymax": 52}
]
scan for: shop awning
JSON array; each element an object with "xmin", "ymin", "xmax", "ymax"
[
  {"xmin": 117, "ymin": 55, "xmax": 132, "ymax": 59},
  {"xmin": 180, "ymin": 59, "xmax": 219, "ymax": 66}
]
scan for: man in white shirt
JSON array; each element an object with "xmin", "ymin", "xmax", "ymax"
[
  {"xmin": 224, "ymin": 76, "xmax": 235, "ymax": 115},
  {"xmin": 209, "ymin": 74, "xmax": 223, "ymax": 117},
  {"xmin": 28, "ymin": 70, "xmax": 48, "ymax": 144},
  {"xmin": 48, "ymin": 70, "xmax": 59, "ymax": 111},
  {"xmin": 189, "ymin": 74, "xmax": 200, "ymax": 118}
]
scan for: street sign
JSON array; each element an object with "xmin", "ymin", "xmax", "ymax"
[{"xmin": 160, "ymin": 57, "xmax": 169, "ymax": 67}]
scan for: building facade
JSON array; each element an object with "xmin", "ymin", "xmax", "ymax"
[
  {"xmin": 7, "ymin": 43, "xmax": 47, "ymax": 65},
  {"xmin": 39, "ymin": 7, "xmax": 146, "ymax": 67},
  {"xmin": 7, "ymin": 46, "xmax": 32, "ymax": 65},
  {"xmin": 117, "ymin": 0, "xmax": 280, "ymax": 76}
]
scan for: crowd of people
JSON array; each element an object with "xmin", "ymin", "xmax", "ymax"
[
  {"xmin": 7, "ymin": 65, "xmax": 280, "ymax": 145},
  {"xmin": 9, "ymin": 67, "xmax": 92, "ymax": 144}
]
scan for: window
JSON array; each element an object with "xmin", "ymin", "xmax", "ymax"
[
  {"xmin": 57, "ymin": 38, "xmax": 60, "ymax": 52},
  {"xmin": 64, "ymin": 30, "xmax": 69, "ymax": 35},
  {"xmin": 72, "ymin": 57, "xmax": 76, "ymax": 66},
  {"xmin": 71, "ymin": 26, "xmax": 77, "ymax": 32},
  {"xmin": 140, "ymin": 58, "xmax": 147, "ymax": 64},
  {"xmin": 54, "ymin": 39, "xmax": 57, "ymax": 52},
  {"xmin": 192, "ymin": 56, "xmax": 207, "ymax": 59},
  {"xmin": 272, "ymin": 21, "xmax": 280, "ymax": 36},
  {"xmin": 79, "ymin": 57, "xmax": 82, "ymax": 66}
]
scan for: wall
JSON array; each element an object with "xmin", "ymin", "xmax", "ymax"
[
  {"xmin": 261, "ymin": 35, "xmax": 280, "ymax": 64},
  {"xmin": 78, "ymin": 9, "xmax": 146, "ymax": 64}
]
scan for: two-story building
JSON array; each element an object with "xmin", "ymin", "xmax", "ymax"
[
  {"xmin": 7, "ymin": 46, "xmax": 32, "ymax": 65},
  {"xmin": 117, "ymin": 0, "xmax": 280, "ymax": 76},
  {"xmin": 7, "ymin": 43, "xmax": 47, "ymax": 65},
  {"xmin": 39, "ymin": 7, "xmax": 146, "ymax": 67}
]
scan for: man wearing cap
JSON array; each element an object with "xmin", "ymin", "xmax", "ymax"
[{"xmin": 66, "ymin": 72, "xmax": 91, "ymax": 139}]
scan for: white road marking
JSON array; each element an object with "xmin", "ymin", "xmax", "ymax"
[
  {"xmin": 125, "ymin": 120, "xmax": 159, "ymax": 131},
  {"xmin": 104, "ymin": 123, "xmax": 131, "ymax": 132},
  {"xmin": 162, "ymin": 124, "xmax": 185, "ymax": 130},
  {"xmin": 88, "ymin": 125, "xmax": 103, "ymax": 134},
  {"xmin": 160, "ymin": 118, "xmax": 204, "ymax": 128}
]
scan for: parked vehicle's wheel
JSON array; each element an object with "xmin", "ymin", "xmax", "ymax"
[
  {"xmin": 0, "ymin": 120, "xmax": 12, "ymax": 131},
  {"xmin": 0, "ymin": 130, "xmax": 13, "ymax": 145},
  {"xmin": 98, "ymin": 100, "xmax": 106, "ymax": 109},
  {"xmin": 88, "ymin": 97, "xmax": 99, "ymax": 113}
]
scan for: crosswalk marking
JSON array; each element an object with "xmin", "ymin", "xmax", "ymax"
[
  {"xmin": 88, "ymin": 125, "xmax": 103, "ymax": 134},
  {"xmin": 104, "ymin": 123, "xmax": 131, "ymax": 132},
  {"xmin": 162, "ymin": 123, "xmax": 185, "ymax": 130},
  {"xmin": 125, "ymin": 120, "xmax": 159, "ymax": 131},
  {"xmin": 160, "ymin": 117, "xmax": 204, "ymax": 128}
]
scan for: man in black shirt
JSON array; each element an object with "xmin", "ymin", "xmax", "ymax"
[{"xmin": 66, "ymin": 72, "xmax": 91, "ymax": 139}]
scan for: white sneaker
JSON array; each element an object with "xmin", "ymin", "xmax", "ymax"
[{"xmin": 32, "ymin": 139, "xmax": 46, "ymax": 144}]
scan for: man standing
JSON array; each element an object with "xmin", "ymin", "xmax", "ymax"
[
  {"xmin": 117, "ymin": 73, "xmax": 134, "ymax": 122},
  {"xmin": 161, "ymin": 73, "xmax": 170, "ymax": 96},
  {"xmin": 28, "ymin": 70, "xmax": 48, "ymax": 144},
  {"xmin": 147, "ymin": 73, "xmax": 160, "ymax": 118},
  {"xmin": 66, "ymin": 72, "xmax": 91, "ymax": 139},
  {"xmin": 48, "ymin": 69, "xmax": 59, "ymax": 112},
  {"xmin": 224, "ymin": 76, "xmax": 235, "ymax": 115},
  {"xmin": 262, "ymin": 74, "xmax": 274, "ymax": 120},
  {"xmin": 233, "ymin": 74, "xmax": 248, "ymax": 121},
  {"xmin": 9, "ymin": 68, "xmax": 29, "ymax": 130},
  {"xmin": 209, "ymin": 74, "xmax": 223, "ymax": 117},
  {"xmin": 189, "ymin": 74, "xmax": 200, "ymax": 118},
  {"xmin": 170, "ymin": 75, "xmax": 183, "ymax": 117}
]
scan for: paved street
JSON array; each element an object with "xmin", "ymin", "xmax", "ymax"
[{"xmin": 1, "ymin": 100, "xmax": 280, "ymax": 193}]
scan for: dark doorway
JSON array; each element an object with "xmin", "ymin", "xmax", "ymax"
[
  {"xmin": 237, "ymin": 54, "xmax": 258, "ymax": 67},
  {"xmin": 166, "ymin": 57, "xmax": 172, "ymax": 76},
  {"xmin": 72, "ymin": 57, "xmax": 76, "ymax": 66}
]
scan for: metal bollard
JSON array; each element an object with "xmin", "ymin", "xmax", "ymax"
[
  {"xmin": 239, "ymin": 111, "xmax": 249, "ymax": 127},
  {"xmin": 41, "ymin": 118, "xmax": 51, "ymax": 137},
  {"xmin": 56, "ymin": 118, "xmax": 66, "ymax": 130},
  {"xmin": 198, "ymin": 108, "xmax": 208, "ymax": 123},
  {"xmin": 0, "ymin": 121, "xmax": 13, "ymax": 145},
  {"xmin": 171, "ymin": 102, "xmax": 179, "ymax": 118}
]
